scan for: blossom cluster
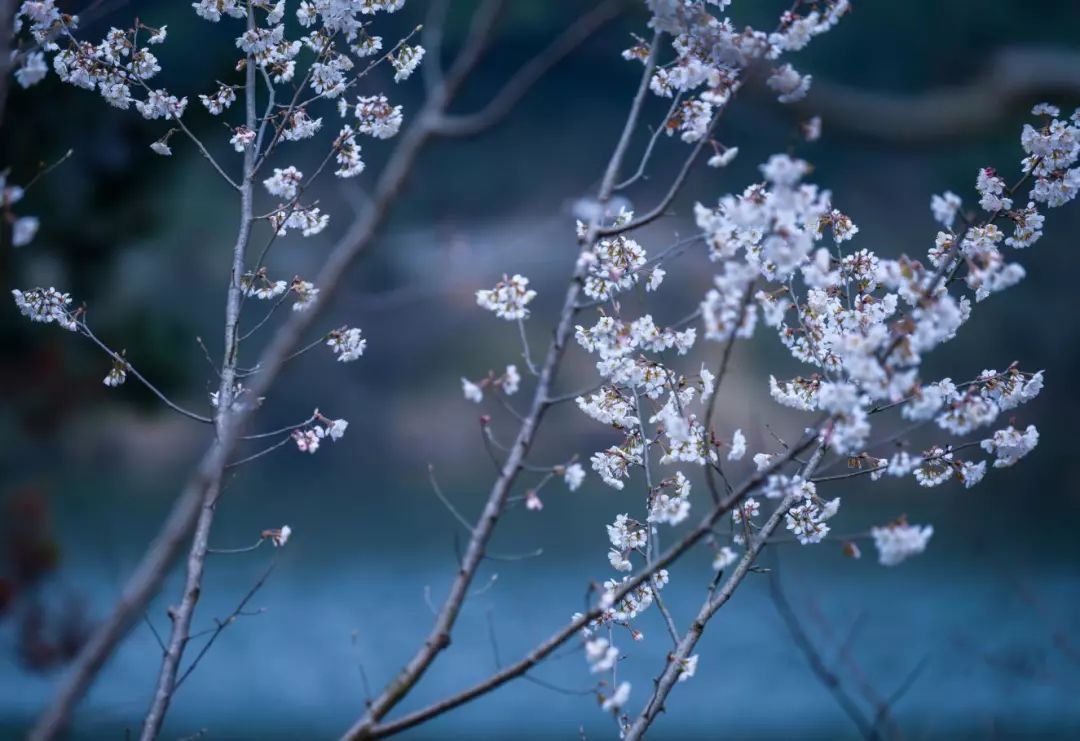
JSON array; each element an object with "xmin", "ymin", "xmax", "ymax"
[
  {"xmin": 476, "ymin": 274, "xmax": 537, "ymax": 320},
  {"xmin": 537, "ymin": 6, "xmax": 1069, "ymax": 703},
  {"xmin": 12, "ymin": 287, "xmax": 77, "ymax": 330},
  {"xmin": 291, "ymin": 413, "xmax": 348, "ymax": 454},
  {"xmin": 8, "ymin": 1, "xmax": 414, "ymax": 473}
]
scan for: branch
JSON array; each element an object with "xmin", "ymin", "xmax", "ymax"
[
  {"xmin": 796, "ymin": 47, "xmax": 1080, "ymax": 144},
  {"xmin": 348, "ymin": 430, "xmax": 823, "ymax": 739},
  {"xmin": 421, "ymin": 0, "xmax": 449, "ymax": 95},
  {"xmin": 614, "ymin": 92, "xmax": 683, "ymax": 191},
  {"xmin": 137, "ymin": 11, "xmax": 260, "ymax": 738},
  {"xmin": 622, "ymin": 442, "xmax": 829, "ymax": 740},
  {"xmin": 173, "ymin": 560, "xmax": 275, "ymax": 690},
  {"xmin": 703, "ymin": 285, "xmax": 755, "ymax": 503},
  {"xmin": 76, "ymin": 319, "xmax": 213, "ymax": 425},
  {"xmin": 429, "ymin": 1, "xmax": 622, "ymax": 138},
  {"xmin": 596, "ymin": 127, "xmax": 714, "ymax": 238}
]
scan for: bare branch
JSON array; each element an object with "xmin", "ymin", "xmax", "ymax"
[
  {"xmin": 428, "ymin": 464, "xmax": 476, "ymax": 535},
  {"xmin": 421, "ymin": 0, "xmax": 449, "ymax": 95},
  {"xmin": 614, "ymin": 92, "xmax": 684, "ymax": 191},
  {"xmin": 596, "ymin": 126, "xmax": 715, "ymax": 238}
]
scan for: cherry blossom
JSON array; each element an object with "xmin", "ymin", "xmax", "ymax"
[{"xmin": 871, "ymin": 521, "xmax": 934, "ymax": 566}]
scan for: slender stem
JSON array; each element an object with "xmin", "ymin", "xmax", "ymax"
[
  {"xmin": 634, "ymin": 386, "xmax": 680, "ymax": 647},
  {"xmin": 516, "ymin": 317, "xmax": 539, "ymax": 376},
  {"xmin": 427, "ymin": 464, "xmax": 476, "ymax": 535},
  {"xmin": 242, "ymin": 413, "xmax": 317, "ymax": 440},
  {"xmin": 703, "ymin": 286, "xmax": 755, "ymax": 503},
  {"xmin": 207, "ymin": 539, "xmax": 264, "ymax": 555},
  {"xmin": 137, "ymin": 11, "xmax": 258, "ymax": 738},
  {"xmin": 226, "ymin": 435, "xmax": 292, "ymax": 468}
]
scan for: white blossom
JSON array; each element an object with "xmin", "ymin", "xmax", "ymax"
[
  {"xmin": 324, "ymin": 327, "xmax": 365, "ymax": 362},
  {"xmin": 12, "ymin": 287, "xmax": 77, "ymax": 330},
  {"xmin": 462, "ymin": 378, "xmax": 483, "ymax": 404},
  {"xmin": 292, "ymin": 428, "xmax": 321, "ymax": 454},
  {"xmin": 476, "ymin": 274, "xmax": 537, "ymax": 321},
  {"xmin": 871, "ymin": 522, "xmax": 934, "ymax": 566},
  {"xmin": 712, "ymin": 546, "xmax": 737, "ymax": 570},
  {"xmin": 585, "ymin": 637, "xmax": 619, "ymax": 673},
  {"xmin": 268, "ymin": 525, "xmax": 291, "ymax": 547},
  {"xmin": 981, "ymin": 424, "xmax": 1039, "ymax": 467},
  {"xmin": 602, "ymin": 681, "xmax": 631, "ymax": 712},
  {"xmin": 677, "ymin": 654, "xmax": 699, "ymax": 682},
  {"xmin": 390, "ymin": 44, "xmax": 424, "ymax": 82},
  {"xmin": 103, "ymin": 363, "xmax": 127, "ymax": 387},
  {"xmin": 708, "ymin": 146, "xmax": 738, "ymax": 168},
  {"xmin": 263, "ymin": 166, "xmax": 304, "ymax": 200},
  {"xmin": 563, "ymin": 463, "xmax": 586, "ymax": 491},
  {"xmin": 502, "ymin": 365, "xmax": 520, "ymax": 395},
  {"xmin": 12, "ymin": 216, "xmax": 40, "ymax": 246}
]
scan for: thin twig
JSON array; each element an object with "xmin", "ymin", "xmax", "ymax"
[
  {"xmin": 614, "ymin": 92, "xmax": 683, "ymax": 191},
  {"xmin": 173, "ymin": 560, "xmax": 277, "ymax": 690},
  {"xmin": 428, "ymin": 464, "xmax": 476, "ymax": 535},
  {"xmin": 77, "ymin": 320, "xmax": 212, "ymax": 424},
  {"xmin": 226, "ymin": 436, "xmax": 292, "ymax": 469}
]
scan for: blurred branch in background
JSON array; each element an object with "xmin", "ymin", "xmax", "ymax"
[
  {"xmin": 430, "ymin": 0, "xmax": 622, "ymax": 138},
  {"xmin": 768, "ymin": 558, "xmax": 879, "ymax": 740},
  {"xmin": 798, "ymin": 47, "xmax": 1080, "ymax": 143}
]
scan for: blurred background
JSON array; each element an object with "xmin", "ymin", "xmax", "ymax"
[{"xmin": 3, "ymin": 1, "xmax": 1080, "ymax": 738}]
